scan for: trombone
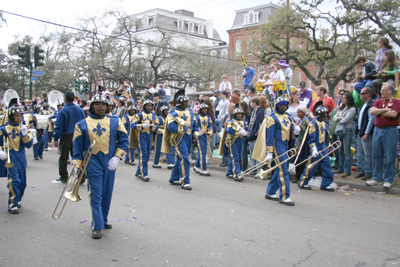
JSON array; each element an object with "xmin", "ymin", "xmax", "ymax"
[
  {"xmin": 3, "ymin": 136, "xmax": 14, "ymax": 168},
  {"xmin": 238, "ymin": 148, "xmax": 296, "ymax": 179},
  {"xmin": 288, "ymin": 141, "xmax": 341, "ymax": 172},
  {"xmin": 52, "ymin": 140, "xmax": 95, "ymax": 219}
]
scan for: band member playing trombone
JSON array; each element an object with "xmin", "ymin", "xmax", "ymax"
[
  {"xmin": 298, "ymin": 105, "xmax": 335, "ymax": 192},
  {"xmin": 72, "ymin": 95, "xmax": 128, "ymax": 239},
  {"xmin": 0, "ymin": 106, "xmax": 33, "ymax": 214},
  {"xmin": 261, "ymin": 96, "xmax": 300, "ymax": 206},
  {"xmin": 131, "ymin": 100, "xmax": 159, "ymax": 181}
]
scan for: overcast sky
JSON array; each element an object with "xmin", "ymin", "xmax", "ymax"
[{"xmin": 0, "ymin": 0, "xmax": 272, "ymax": 51}]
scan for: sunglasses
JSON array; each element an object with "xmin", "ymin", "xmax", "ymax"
[
  {"xmin": 340, "ymin": 93, "xmax": 345, "ymax": 95},
  {"xmin": 360, "ymin": 93, "xmax": 368, "ymax": 95}
]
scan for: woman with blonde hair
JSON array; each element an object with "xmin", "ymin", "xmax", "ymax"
[
  {"xmin": 287, "ymin": 88, "xmax": 306, "ymax": 121},
  {"xmin": 259, "ymin": 96, "xmax": 272, "ymax": 116}
]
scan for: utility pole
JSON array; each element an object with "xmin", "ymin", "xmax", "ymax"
[{"xmin": 285, "ymin": 0, "xmax": 290, "ymax": 63}]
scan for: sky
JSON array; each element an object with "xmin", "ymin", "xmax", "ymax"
[{"xmin": 0, "ymin": 0, "xmax": 272, "ymax": 51}]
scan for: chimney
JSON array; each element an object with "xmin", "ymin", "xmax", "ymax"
[{"xmin": 206, "ymin": 19, "xmax": 214, "ymax": 39}]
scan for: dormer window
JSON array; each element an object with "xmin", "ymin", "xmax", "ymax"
[
  {"xmin": 143, "ymin": 16, "xmax": 150, "ymax": 27},
  {"xmin": 210, "ymin": 50, "xmax": 217, "ymax": 56},
  {"xmin": 177, "ymin": 19, "xmax": 184, "ymax": 30},
  {"xmin": 198, "ymin": 24, "xmax": 204, "ymax": 34},
  {"xmin": 244, "ymin": 10, "xmax": 260, "ymax": 25},
  {"xmin": 188, "ymin": 21, "xmax": 194, "ymax": 32}
]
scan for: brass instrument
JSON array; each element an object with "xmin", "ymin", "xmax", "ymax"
[
  {"xmin": 289, "ymin": 141, "xmax": 341, "ymax": 172},
  {"xmin": 3, "ymin": 136, "xmax": 14, "ymax": 168},
  {"xmin": 224, "ymin": 122, "xmax": 242, "ymax": 148},
  {"xmin": 305, "ymin": 141, "xmax": 342, "ymax": 172},
  {"xmin": 258, "ymin": 148, "xmax": 297, "ymax": 179},
  {"xmin": 169, "ymin": 117, "xmax": 186, "ymax": 147},
  {"xmin": 52, "ymin": 140, "xmax": 95, "ymax": 219}
]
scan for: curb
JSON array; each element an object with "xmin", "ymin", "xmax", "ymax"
[{"xmin": 205, "ymin": 164, "xmax": 400, "ymax": 194}]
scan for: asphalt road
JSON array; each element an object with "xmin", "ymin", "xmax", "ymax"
[{"xmin": 0, "ymin": 146, "xmax": 399, "ymax": 267}]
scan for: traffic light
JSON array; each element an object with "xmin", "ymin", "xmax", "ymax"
[
  {"xmin": 83, "ymin": 81, "xmax": 89, "ymax": 93},
  {"xmin": 18, "ymin": 44, "xmax": 31, "ymax": 67},
  {"xmin": 75, "ymin": 80, "xmax": 80, "ymax": 92},
  {"xmin": 34, "ymin": 46, "xmax": 45, "ymax": 67}
]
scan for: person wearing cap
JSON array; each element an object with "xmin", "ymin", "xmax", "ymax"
[
  {"xmin": 278, "ymin": 60, "xmax": 293, "ymax": 95},
  {"xmin": 53, "ymin": 91, "xmax": 86, "ymax": 183},
  {"xmin": 193, "ymin": 103, "xmax": 213, "ymax": 176},
  {"xmin": 253, "ymin": 96, "xmax": 300, "ymax": 206},
  {"xmin": 131, "ymin": 100, "xmax": 159, "ymax": 181},
  {"xmin": 297, "ymin": 104, "xmax": 335, "ymax": 193},
  {"xmin": 152, "ymin": 106, "xmax": 171, "ymax": 168},
  {"xmin": 72, "ymin": 94, "xmax": 129, "ymax": 239},
  {"xmin": 242, "ymin": 65, "xmax": 256, "ymax": 91},
  {"xmin": 219, "ymin": 75, "xmax": 232, "ymax": 91},
  {"xmin": 152, "ymin": 92, "xmax": 165, "ymax": 116},
  {"xmin": 122, "ymin": 106, "xmax": 138, "ymax": 166},
  {"xmin": 0, "ymin": 105, "xmax": 33, "ymax": 214},
  {"xmin": 299, "ymin": 81, "xmax": 313, "ymax": 109}
]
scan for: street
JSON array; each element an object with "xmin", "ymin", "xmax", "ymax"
[{"xmin": 0, "ymin": 146, "xmax": 399, "ymax": 267}]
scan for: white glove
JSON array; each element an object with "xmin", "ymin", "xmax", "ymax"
[
  {"xmin": 0, "ymin": 115, "xmax": 4, "ymax": 119},
  {"xmin": 142, "ymin": 122, "xmax": 150, "ymax": 129},
  {"xmin": 72, "ymin": 167, "xmax": 79, "ymax": 178},
  {"xmin": 264, "ymin": 153, "xmax": 273, "ymax": 163},
  {"xmin": 239, "ymin": 129, "xmax": 247, "ymax": 136},
  {"xmin": 199, "ymin": 130, "xmax": 204, "ymax": 136},
  {"xmin": 20, "ymin": 125, "xmax": 28, "ymax": 136},
  {"xmin": 312, "ymin": 146, "xmax": 319, "ymax": 157},
  {"xmin": 108, "ymin": 156, "xmax": 120, "ymax": 171},
  {"xmin": 51, "ymin": 119, "xmax": 56, "ymax": 123},
  {"xmin": 294, "ymin": 125, "xmax": 300, "ymax": 135},
  {"xmin": 218, "ymin": 128, "xmax": 224, "ymax": 138},
  {"xmin": 0, "ymin": 150, "xmax": 5, "ymax": 161},
  {"xmin": 161, "ymin": 130, "xmax": 164, "ymax": 134}
]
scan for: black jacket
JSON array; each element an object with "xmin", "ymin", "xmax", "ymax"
[
  {"xmin": 363, "ymin": 62, "xmax": 376, "ymax": 80},
  {"xmin": 247, "ymin": 107, "xmax": 265, "ymax": 141}
]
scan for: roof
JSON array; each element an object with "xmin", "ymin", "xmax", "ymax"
[{"xmin": 229, "ymin": 3, "xmax": 281, "ymax": 31}]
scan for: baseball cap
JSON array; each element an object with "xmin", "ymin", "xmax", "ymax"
[
  {"xmin": 153, "ymin": 92, "xmax": 160, "ymax": 97},
  {"xmin": 213, "ymin": 90, "xmax": 221, "ymax": 93},
  {"xmin": 299, "ymin": 81, "xmax": 306, "ymax": 87}
]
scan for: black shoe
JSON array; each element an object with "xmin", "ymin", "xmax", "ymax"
[
  {"xmin": 142, "ymin": 176, "xmax": 150, "ymax": 182},
  {"xmin": 226, "ymin": 174, "xmax": 233, "ymax": 179},
  {"xmin": 135, "ymin": 173, "xmax": 142, "ymax": 179},
  {"xmin": 220, "ymin": 163, "xmax": 227, "ymax": 167},
  {"xmin": 169, "ymin": 180, "xmax": 181, "ymax": 185},
  {"xmin": 298, "ymin": 185, "xmax": 312, "ymax": 190},
  {"xmin": 92, "ymin": 230, "xmax": 102, "ymax": 239},
  {"xmin": 8, "ymin": 207, "xmax": 19, "ymax": 214},
  {"xmin": 125, "ymin": 161, "xmax": 130, "ymax": 164},
  {"xmin": 264, "ymin": 194, "xmax": 279, "ymax": 201},
  {"xmin": 130, "ymin": 162, "xmax": 136, "ymax": 166},
  {"xmin": 34, "ymin": 158, "xmax": 39, "ymax": 160},
  {"xmin": 279, "ymin": 199, "xmax": 295, "ymax": 206},
  {"xmin": 354, "ymin": 172, "xmax": 365, "ymax": 179},
  {"xmin": 333, "ymin": 170, "xmax": 343, "ymax": 174},
  {"xmin": 199, "ymin": 172, "xmax": 211, "ymax": 176},
  {"xmin": 39, "ymin": 155, "xmax": 43, "ymax": 159},
  {"xmin": 362, "ymin": 174, "xmax": 372, "ymax": 181},
  {"xmin": 341, "ymin": 173, "xmax": 351, "ymax": 178},
  {"xmin": 57, "ymin": 178, "xmax": 68, "ymax": 184},
  {"xmin": 152, "ymin": 164, "xmax": 161, "ymax": 168},
  {"xmin": 18, "ymin": 202, "xmax": 21, "ymax": 208},
  {"xmin": 320, "ymin": 186, "xmax": 335, "ymax": 192},
  {"xmin": 104, "ymin": 223, "xmax": 112, "ymax": 229}
]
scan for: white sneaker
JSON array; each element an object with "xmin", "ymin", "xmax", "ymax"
[
  {"xmin": 194, "ymin": 166, "xmax": 201, "ymax": 173},
  {"xmin": 279, "ymin": 198, "xmax": 295, "ymax": 206},
  {"xmin": 383, "ymin": 182, "xmax": 392, "ymax": 189},
  {"xmin": 182, "ymin": 184, "xmax": 192, "ymax": 190},
  {"xmin": 167, "ymin": 164, "xmax": 174, "ymax": 169},
  {"xmin": 366, "ymin": 180, "xmax": 378, "ymax": 186}
]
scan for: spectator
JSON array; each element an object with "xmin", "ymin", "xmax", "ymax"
[
  {"xmin": 299, "ymin": 81, "xmax": 313, "ymax": 109},
  {"xmin": 353, "ymin": 55, "xmax": 376, "ymax": 94},
  {"xmin": 354, "ymin": 87, "xmax": 375, "ymax": 180},
  {"xmin": 192, "ymin": 98, "xmax": 201, "ymax": 114},
  {"xmin": 287, "ymin": 88, "xmax": 307, "ymax": 121},
  {"xmin": 259, "ymin": 96, "xmax": 272, "ymax": 116},
  {"xmin": 333, "ymin": 93, "xmax": 356, "ymax": 177},
  {"xmin": 219, "ymin": 103, "xmax": 235, "ymax": 167},
  {"xmin": 246, "ymin": 86, "xmax": 257, "ymax": 107},
  {"xmin": 247, "ymin": 97, "xmax": 265, "ymax": 178},
  {"xmin": 239, "ymin": 101, "xmax": 251, "ymax": 171},
  {"xmin": 367, "ymin": 83, "xmax": 400, "ymax": 189},
  {"xmin": 217, "ymin": 91, "xmax": 229, "ymax": 123},
  {"xmin": 230, "ymin": 94, "xmax": 241, "ymax": 109},
  {"xmin": 115, "ymin": 99, "xmax": 126, "ymax": 119},
  {"xmin": 147, "ymin": 82, "xmax": 157, "ymax": 95},
  {"xmin": 278, "ymin": 60, "xmax": 293, "ymax": 95},
  {"xmin": 375, "ymin": 37, "xmax": 392, "ymax": 72},
  {"xmin": 163, "ymin": 83, "xmax": 171, "ymax": 101},
  {"xmin": 213, "ymin": 90, "xmax": 221, "ymax": 118},
  {"xmin": 219, "ymin": 75, "xmax": 232, "ymax": 91},
  {"xmin": 152, "ymin": 92, "xmax": 165, "ymax": 116},
  {"xmin": 232, "ymin": 88, "xmax": 241, "ymax": 98},
  {"xmin": 329, "ymin": 97, "xmax": 341, "ymax": 169},
  {"xmin": 144, "ymin": 90, "xmax": 152, "ymax": 100},
  {"xmin": 188, "ymin": 98, "xmax": 194, "ymax": 109},
  {"xmin": 293, "ymin": 106, "xmax": 311, "ymax": 183},
  {"xmin": 261, "ymin": 74, "xmax": 273, "ymax": 96},
  {"xmin": 242, "ymin": 64, "xmax": 256, "ymax": 90},
  {"xmin": 203, "ymin": 97, "xmax": 216, "ymax": 164},
  {"xmin": 268, "ymin": 63, "xmax": 285, "ymax": 102},
  {"xmin": 371, "ymin": 49, "xmax": 399, "ymax": 98},
  {"xmin": 310, "ymin": 85, "xmax": 335, "ymax": 117}
]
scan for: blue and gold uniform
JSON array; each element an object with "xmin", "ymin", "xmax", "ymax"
[
  {"xmin": 31, "ymin": 106, "xmax": 46, "ymax": 160},
  {"xmin": 153, "ymin": 106, "xmax": 169, "ymax": 167},
  {"xmin": 72, "ymin": 108, "xmax": 128, "ymax": 231},
  {"xmin": 162, "ymin": 96, "xmax": 199, "ymax": 190},
  {"xmin": 122, "ymin": 106, "xmax": 137, "ymax": 165},
  {"xmin": 41, "ymin": 104, "xmax": 53, "ymax": 150},
  {"xmin": 0, "ymin": 106, "xmax": 33, "ymax": 213},
  {"xmin": 131, "ymin": 100, "xmax": 159, "ymax": 180},
  {"xmin": 0, "ymin": 109, "xmax": 7, "ymax": 126},
  {"xmin": 194, "ymin": 106, "xmax": 213, "ymax": 174},
  {"xmin": 298, "ymin": 105, "xmax": 334, "ymax": 190}
]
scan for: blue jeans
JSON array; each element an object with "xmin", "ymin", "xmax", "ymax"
[
  {"xmin": 354, "ymin": 79, "xmax": 373, "ymax": 94},
  {"xmin": 248, "ymin": 140, "xmax": 259, "ymax": 174},
  {"xmin": 356, "ymin": 134, "xmax": 373, "ymax": 175},
  {"xmin": 241, "ymin": 136, "xmax": 249, "ymax": 171},
  {"xmin": 338, "ymin": 128, "xmax": 353, "ymax": 174},
  {"xmin": 372, "ymin": 127, "xmax": 399, "ymax": 184},
  {"xmin": 213, "ymin": 119, "xmax": 222, "ymax": 148}
]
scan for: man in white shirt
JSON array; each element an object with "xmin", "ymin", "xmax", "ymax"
[
  {"xmin": 217, "ymin": 91, "xmax": 229, "ymax": 122},
  {"xmin": 147, "ymin": 82, "xmax": 157, "ymax": 95},
  {"xmin": 278, "ymin": 60, "xmax": 293, "ymax": 95}
]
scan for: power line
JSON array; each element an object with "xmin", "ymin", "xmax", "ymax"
[
  {"xmin": 194, "ymin": 0, "xmax": 237, "ymax": 12},
  {"xmin": 1, "ymin": 10, "xmax": 264, "ymax": 66}
]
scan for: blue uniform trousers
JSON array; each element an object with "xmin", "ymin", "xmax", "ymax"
[
  {"xmin": 298, "ymin": 149, "xmax": 334, "ymax": 188},
  {"xmin": 33, "ymin": 130, "xmax": 45, "ymax": 159},
  {"xmin": 166, "ymin": 146, "xmax": 175, "ymax": 165},
  {"xmin": 44, "ymin": 129, "xmax": 49, "ymax": 149},
  {"xmin": 125, "ymin": 148, "xmax": 135, "ymax": 163},
  {"xmin": 7, "ymin": 151, "xmax": 28, "ymax": 210},
  {"xmin": 195, "ymin": 135, "xmax": 208, "ymax": 171},
  {"xmin": 86, "ymin": 153, "xmax": 115, "ymax": 230},
  {"xmin": 153, "ymin": 134, "xmax": 163, "ymax": 165},
  {"xmin": 226, "ymin": 139, "xmax": 243, "ymax": 180},
  {"xmin": 136, "ymin": 131, "xmax": 152, "ymax": 177},
  {"xmin": 266, "ymin": 141, "xmax": 291, "ymax": 200},
  {"xmin": 169, "ymin": 134, "xmax": 191, "ymax": 185}
]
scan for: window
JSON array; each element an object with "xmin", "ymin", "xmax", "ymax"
[
  {"xmin": 235, "ymin": 69, "xmax": 241, "ymax": 86},
  {"xmin": 247, "ymin": 38, "xmax": 254, "ymax": 55},
  {"xmin": 188, "ymin": 22, "xmax": 194, "ymax": 32},
  {"xmin": 340, "ymin": 80, "xmax": 344, "ymax": 89},
  {"xmin": 307, "ymin": 79, "xmax": 311, "ymax": 88},
  {"xmin": 177, "ymin": 19, "xmax": 184, "ymax": 30},
  {"xmin": 143, "ymin": 16, "xmax": 150, "ymax": 27},
  {"xmin": 198, "ymin": 24, "xmax": 204, "ymax": 34},
  {"xmin": 210, "ymin": 50, "xmax": 217, "ymax": 56},
  {"xmin": 236, "ymin": 39, "xmax": 242, "ymax": 54},
  {"xmin": 346, "ymin": 83, "xmax": 350, "ymax": 90},
  {"xmin": 210, "ymin": 81, "xmax": 215, "ymax": 89},
  {"xmin": 244, "ymin": 10, "xmax": 260, "ymax": 25},
  {"xmin": 297, "ymin": 71, "xmax": 301, "ymax": 84},
  {"xmin": 249, "ymin": 13, "xmax": 254, "ymax": 24},
  {"xmin": 221, "ymin": 49, "xmax": 228, "ymax": 59},
  {"xmin": 243, "ymin": 15, "xmax": 248, "ymax": 25}
]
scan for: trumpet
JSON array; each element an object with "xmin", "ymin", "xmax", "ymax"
[
  {"xmin": 52, "ymin": 140, "xmax": 95, "ymax": 219},
  {"xmin": 288, "ymin": 141, "xmax": 341, "ymax": 172},
  {"xmin": 3, "ymin": 136, "xmax": 14, "ymax": 168}
]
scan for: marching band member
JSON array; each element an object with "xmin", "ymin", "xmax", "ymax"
[
  {"xmin": 0, "ymin": 103, "xmax": 7, "ymax": 126},
  {"xmin": 256, "ymin": 96, "xmax": 300, "ymax": 206},
  {"xmin": 297, "ymin": 105, "xmax": 335, "ymax": 192},
  {"xmin": 131, "ymin": 100, "xmax": 159, "ymax": 181},
  {"xmin": 31, "ymin": 103, "xmax": 46, "ymax": 160},
  {"xmin": 193, "ymin": 104, "xmax": 213, "ymax": 176},
  {"xmin": 152, "ymin": 106, "xmax": 169, "ymax": 168},
  {"xmin": 162, "ymin": 95, "xmax": 199, "ymax": 190},
  {"xmin": 122, "ymin": 106, "xmax": 137, "ymax": 165},
  {"xmin": 72, "ymin": 94, "xmax": 128, "ymax": 239},
  {"xmin": 40, "ymin": 102, "xmax": 53, "ymax": 151},
  {"xmin": 222, "ymin": 108, "xmax": 248, "ymax": 181},
  {"xmin": 0, "ymin": 105, "xmax": 33, "ymax": 214}
]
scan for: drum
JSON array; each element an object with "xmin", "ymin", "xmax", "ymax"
[
  {"xmin": 30, "ymin": 129, "xmax": 38, "ymax": 145},
  {"xmin": 34, "ymin": 115, "xmax": 49, "ymax": 129},
  {"xmin": 23, "ymin": 114, "xmax": 31, "ymax": 126}
]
